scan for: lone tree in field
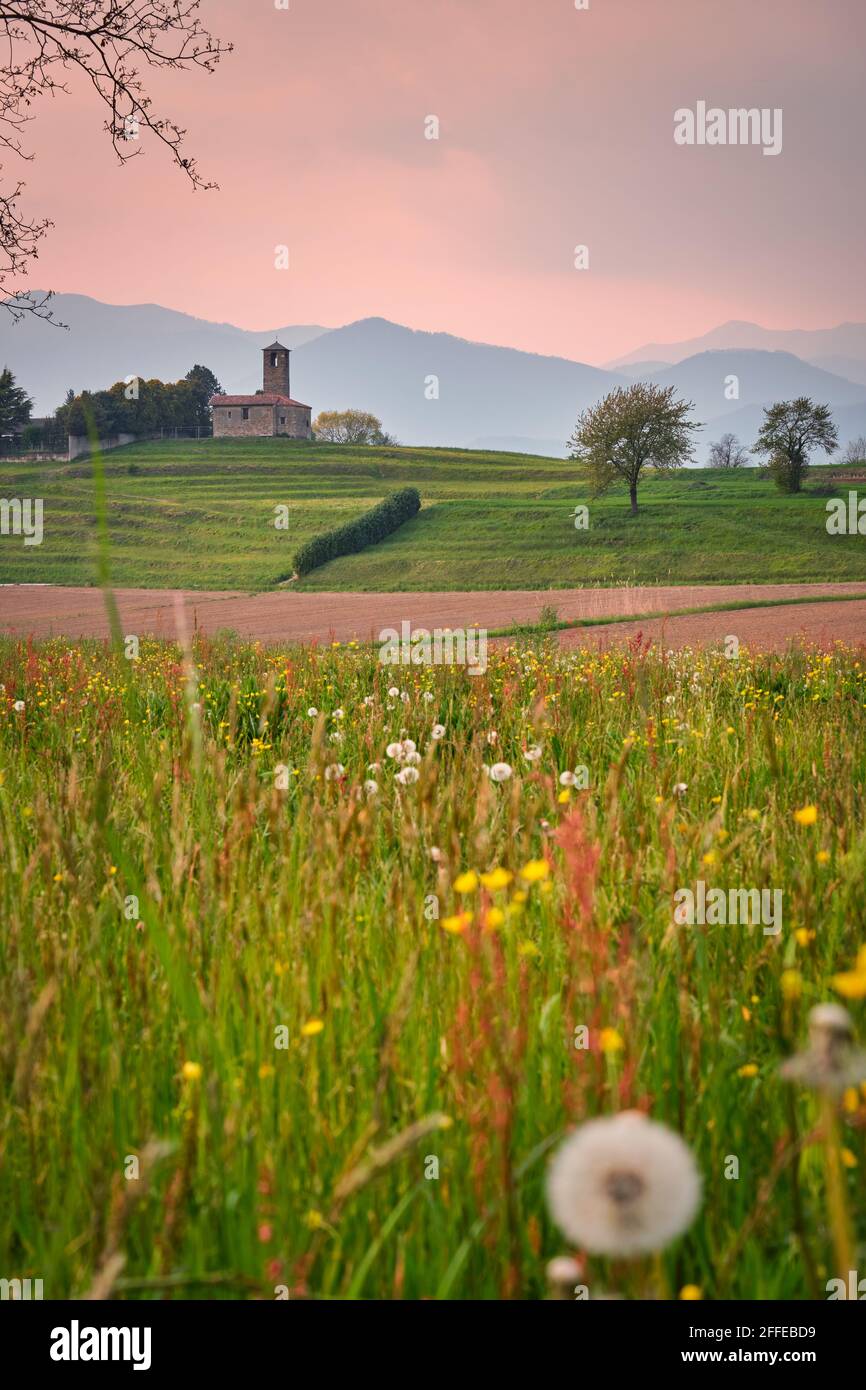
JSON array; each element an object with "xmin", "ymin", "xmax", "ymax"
[
  {"xmin": 0, "ymin": 2, "xmax": 231, "ymax": 323},
  {"xmin": 842, "ymin": 435, "xmax": 866, "ymax": 466},
  {"xmin": 568, "ymin": 382, "xmax": 700, "ymax": 515},
  {"xmin": 708, "ymin": 432, "xmax": 750, "ymax": 469},
  {"xmin": 313, "ymin": 409, "xmax": 396, "ymax": 445},
  {"xmin": 753, "ymin": 398, "xmax": 838, "ymax": 493}
]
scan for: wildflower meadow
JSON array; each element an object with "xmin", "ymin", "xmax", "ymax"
[{"xmin": 1, "ymin": 632, "xmax": 864, "ymax": 1300}]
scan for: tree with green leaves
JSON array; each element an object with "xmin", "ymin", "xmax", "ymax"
[
  {"xmin": 184, "ymin": 365, "xmax": 222, "ymax": 426},
  {"xmin": 753, "ymin": 398, "xmax": 838, "ymax": 493},
  {"xmin": 313, "ymin": 409, "xmax": 396, "ymax": 445},
  {"xmin": 58, "ymin": 372, "xmax": 204, "ymax": 438},
  {"xmin": 568, "ymin": 382, "xmax": 700, "ymax": 514},
  {"xmin": 0, "ymin": 365, "xmax": 33, "ymax": 437}
]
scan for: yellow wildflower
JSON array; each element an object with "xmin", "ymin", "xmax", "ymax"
[
  {"xmin": 520, "ymin": 859, "xmax": 550, "ymax": 883},
  {"xmin": 442, "ymin": 912, "xmax": 471, "ymax": 934},
  {"xmin": 453, "ymin": 871, "xmax": 478, "ymax": 893},
  {"xmin": 833, "ymin": 969, "xmax": 866, "ymax": 1000},
  {"xmin": 480, "ymin": 867, "xmax": 513, "ymax": 891}
]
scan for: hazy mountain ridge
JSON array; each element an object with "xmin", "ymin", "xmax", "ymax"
[
  {"xmin": 2, "ymin": 295, "xmax": 865, "ymax": 459},
  {"xmin": 607, "ymin": 318, "xmax": 866, "ymax": 372},
  {"xmin": 0, "ymin": 293, "xmax": 328, "ymax": 413}
]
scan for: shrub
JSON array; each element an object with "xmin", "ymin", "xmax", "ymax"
[{"xmin": 293, "ymin": 487, "xmax": 421, "ymax": 576}]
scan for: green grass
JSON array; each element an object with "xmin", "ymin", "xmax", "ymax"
[
  {"xmin": 1, "ymin": 438, "xmax": 865, "ymax": 590},
  {"xmin": 1, "ymin": 634, "xmax": 865, "ymax": 1299}
]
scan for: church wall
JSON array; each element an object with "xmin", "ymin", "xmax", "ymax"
[
  {"xmin": 213, "ymin": 405, "xmax": 276, "ymax": 437},
  {"xmin": 275, "ymin": 406, "xmax": 312, "ymax": 439}
]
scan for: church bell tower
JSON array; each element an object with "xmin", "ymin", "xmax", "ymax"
[{"xmin": 263, "ymin": 340, "xmax": 291, "ymax": 397}]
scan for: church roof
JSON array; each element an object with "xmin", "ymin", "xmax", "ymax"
[
  {"xmin": 210, "ymin": 393, "xmax": 310, "ymax": 408},
  {"xmin": 263, "ymin": 340, "xmax": 288, "ymax": 351}
]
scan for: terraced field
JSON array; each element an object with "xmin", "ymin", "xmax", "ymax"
[{"xmin": 1, "ymin": 438, "xmax": 865, "ymax": 591}]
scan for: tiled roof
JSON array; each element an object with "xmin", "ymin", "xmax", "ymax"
[{"xmin": 210, "ymin": 394, "xmax": 310, "ymax": 408}]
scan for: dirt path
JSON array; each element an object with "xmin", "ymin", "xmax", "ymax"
[
  {"xmin": 556, "ymin": 600, "xmax": 866, "ymax": 653},
  {"xmin": 1, "ymin": 582, "xmax": 865, "ymax": 650}
]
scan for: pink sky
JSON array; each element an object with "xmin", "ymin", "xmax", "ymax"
[{"xmin": 15, "ymin": 0, "xmax": 866, "ymax": 363}]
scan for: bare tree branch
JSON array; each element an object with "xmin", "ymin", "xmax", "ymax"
[{"xmin": 0, "ymin": 1, "xmax": 232, "ymax": 323}]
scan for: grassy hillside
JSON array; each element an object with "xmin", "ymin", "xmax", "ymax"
[{"xmin": 1, "ymin": 437, "xmax": 864, "ymax": 590}]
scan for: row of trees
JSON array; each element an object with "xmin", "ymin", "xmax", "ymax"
[
  {"xmin": 568, "ymin": 386, "xmax": 848, "ymax": 512},
  {"xmin": 60, "ymin": 365, "xmax": 222, "ymax": 438},
  {"xmin": 0, "ymin": 364, "xmax": 224, "ymax": 450}
]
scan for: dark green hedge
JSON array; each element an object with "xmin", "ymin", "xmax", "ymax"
[{"xmin": 293, "ymin": 487, "xmax": 421, "ymax": 576}]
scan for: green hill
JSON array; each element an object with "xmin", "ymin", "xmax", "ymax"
[{"xmin": 1, "ymin": 437, "xmax": 864, "ymax": 590}]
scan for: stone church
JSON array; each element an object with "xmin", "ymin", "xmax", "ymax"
[{"xmin": 210, "ymin": 341, "xmax": 312, "ymax": 439}]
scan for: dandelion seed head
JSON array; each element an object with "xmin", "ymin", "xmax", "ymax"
[
  {"xmin": 780, "ymin": 1003, "xmax": 866, "ymax": 1093},
  {"xmin": 546, "ymin": 1113, "xmax": 701, "ymax": 1256}
]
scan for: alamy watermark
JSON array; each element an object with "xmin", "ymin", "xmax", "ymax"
[
  {"xmin": 379, "ymin": 621, "xmax": 487, "ymax": 675},
  {"xmin": 50, "ymin": 1320, "xmax": 151, "ymax": 1371},
  {"xmin": 674, "ymin": 102, "xmax": 782, "ymax": 157},
  {"xmin": 1, "ymin": 1276, "xmax": 43, "ymax": 1299},
  {"xmin": 826, "ymin": 492, "xmax": 866, "ymax": 535},
  {"xmin": 0, "ymin": 497, "xmax": 43, "ymax": 546},
  {"xmin": 674, "ymin": 880, "xmax": 782, "ymax": 936},
  {"xmin": 826, "ymin": 1271, "xmax": 866, "ymax": 1300}
]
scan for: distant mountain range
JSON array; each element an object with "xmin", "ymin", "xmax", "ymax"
[
  {"xmin": 2, "ymin": 294, "xmax": 866, "ymax": 460},
  {"xmin": 606, "ymin": 318, "xmax": 866, "ymax": 376},
  {"xmin": 0, "ymin": 294, "xmax": 328, "ymax": 413}
]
